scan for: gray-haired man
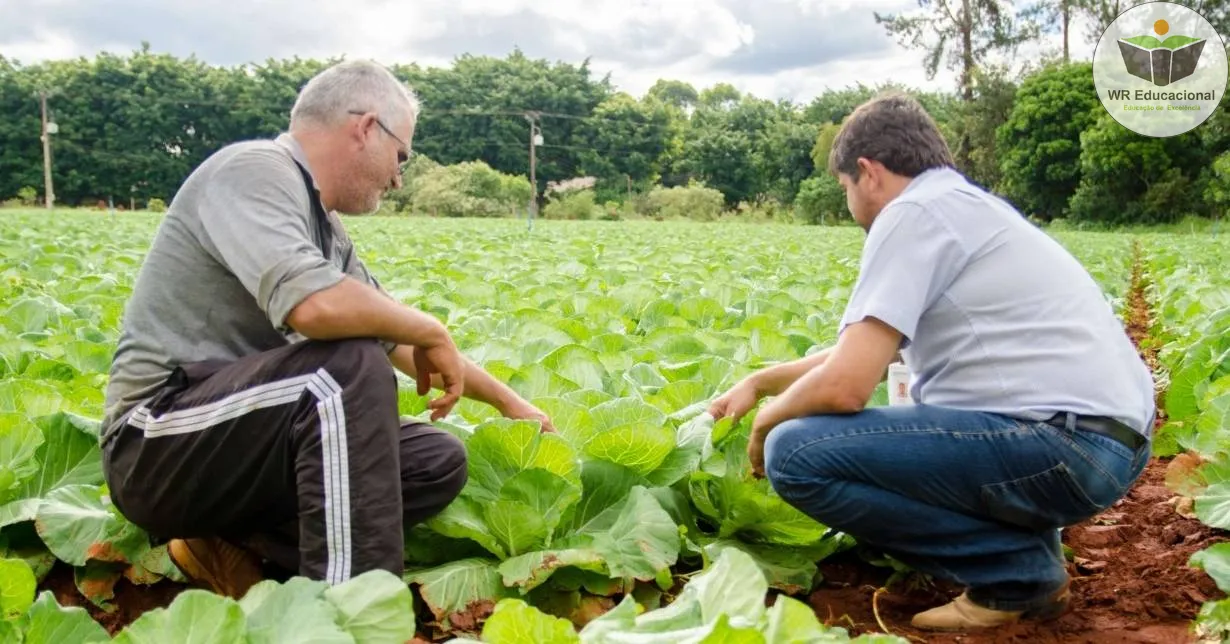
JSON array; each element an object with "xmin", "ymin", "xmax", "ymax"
[{"xmin": 101, "ymin": 59, "xmax": 553, "ymax": 597}]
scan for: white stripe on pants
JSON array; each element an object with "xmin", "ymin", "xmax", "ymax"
[{"xmin": 128, "ymin": 367, "xmax": 353, "ymax": 584}]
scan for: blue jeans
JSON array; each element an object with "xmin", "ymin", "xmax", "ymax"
[{"xmin": 763, "ymin": 404, "xmax": 1150, "ymax": 612}]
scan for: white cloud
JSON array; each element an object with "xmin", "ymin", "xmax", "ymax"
[{"xmin": 1, "ymin": 30, "xmax": 79, "ymax": 63}]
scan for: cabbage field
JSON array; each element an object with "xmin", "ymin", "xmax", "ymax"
[{"xmin": 0, "ymin": 209, "xmax": 1227, "ymax": 643}]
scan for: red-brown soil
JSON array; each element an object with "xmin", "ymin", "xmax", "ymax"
[{"xmin": 38, "ymin": 563, "xmax": 186, "ymax": 634}]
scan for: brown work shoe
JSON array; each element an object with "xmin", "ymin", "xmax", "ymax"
[
  {"xmin": 168, "ymin": 538, "xmax": 264, "ymax": 599},
  {"xmin": 911, "ymin": 580, "xmax": 1071, "ymax": 632}
]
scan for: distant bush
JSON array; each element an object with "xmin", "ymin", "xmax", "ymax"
[
  {"xmin": 2, "ymin": 187, "xmax": 40, "ymax": 209},
  {"xmin": 146, "ymin": 198, "xmax": 167, "ymax": 212},
  {"xmin": 733, "ymin": 197, "xmax": 794, "ymax": 223},
  {"xmin": 543, "ymin": 189, "xmax": 602, "ymax": 220},
  {"xmin": 384, "ymin": 155, "xmax": 440, "ymax": 213},
  {"xmin": 17, "ymin": 187, "xmax": 37, "ymax": 206},
  {"xmin": 794, "ymin": 175, "xmax": 847, "ymax": 225},
  {"xmin": 642, "ymin": 183, "xmax": 725, "ymax": 221},
  {"xmin": 600, "ymin": 200, "xmax": 638, "ymax": 221},
  {"xmin": 411, "ymin": 161, "xmax": 532, "ymax": 218}
]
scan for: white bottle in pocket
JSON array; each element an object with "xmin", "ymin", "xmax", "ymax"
[{"xmin": 887, "ymin": 362, "xmax": 914, "ymax": 406}]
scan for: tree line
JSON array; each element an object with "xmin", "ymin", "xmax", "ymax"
[{"xmin": 1, "ymin": 0, "xmax": 1227, "ymax": 225}]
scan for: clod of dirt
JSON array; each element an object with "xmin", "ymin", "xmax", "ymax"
[
  {"xmin": 1131, "ymin": 485, "xmax": 1173, "ymax": 505},
  {"xmin": 1074, "ymin": 524, "xmax": 1137, "ymax": 549},
  {"xmin": 1074, "ymin": 558, "xmax": 1109, "ymax": 574},
  {"xmin": 447, "ymin": 599, "xmax": 496, "ymax": 633}
]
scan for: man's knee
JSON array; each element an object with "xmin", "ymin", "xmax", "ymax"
[
  {"xmin": 764, "ymin": 417, "xmax": 843, "ymax": 508},
  {"xmin": 429, "ymin": 431, "xmax": 468, "ymax": 500},
  {"xmin": 312, "ymin": 338, "xmax": 395, "ymax": 397},
  {"xmin": 764, "ymin": 417, "xmax": 825, "ymax": 482},
  {"xmin": 402, "ymin": 427, "xmax": 468, "ymax": 517}
]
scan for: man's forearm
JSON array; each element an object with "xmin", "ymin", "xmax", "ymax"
[
  {"xmin": 766, "ymin": 363, "xmax": 865, "ymax": 421},
  {"xmin": 748, "ymin": 347, "xmax": 834, "ymax": 396},
  {"xmin": 389, "ymin": 346, "xmax": 520, "ymax": 413},
  {"xmin": 286, "ymin": 276, "xmax": 450, "ymax": 348}
]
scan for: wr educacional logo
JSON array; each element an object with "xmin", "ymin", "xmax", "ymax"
[
  {"xmin": 1093, "ymin": 1, "xmax": 1227, "ymax": 137},
  {"xmin": 1115, "ymin": 19, "xmax": 1205, "ymax": 88}
]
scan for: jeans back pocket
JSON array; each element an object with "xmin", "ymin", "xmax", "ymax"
[{"xmin": 980, "ymin": 462, "xmax": 1105, "ymax": 532}]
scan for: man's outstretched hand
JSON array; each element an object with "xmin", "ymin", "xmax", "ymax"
[
  {"xmin": 413, "ymin": 342, "xmax": 465, "ymax": 421},
  {"xmin": 499, "ymin": 397, "xmax": 557, "ymax": 433},
  {"xmin": 707, "ymin": 379, "xmax": 759, "ymax": 424},
  {"xmin": 708, "ymin": 378, "xmax": 773, "ymax": 478}
]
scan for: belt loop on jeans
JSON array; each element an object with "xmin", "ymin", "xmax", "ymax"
[{"xmin": 1045, "ymin": 411, "xmax": 1148, "ymax": 452}]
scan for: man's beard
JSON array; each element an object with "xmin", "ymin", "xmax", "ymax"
[{"xmin": 335, "ymin": 164, "xmax": 384, "ymax": 215}]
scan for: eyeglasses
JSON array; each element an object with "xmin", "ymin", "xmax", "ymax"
[{"xmin": 348, "ymin": 110, "xmax": 412, "ymax": 171}]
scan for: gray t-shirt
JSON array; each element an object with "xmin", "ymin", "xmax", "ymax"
[
  {"xmin": 839, "ymin": 167, "xmax": 1156, "ymax": 435},
  {"xmin": 102, "ymin": 133, "xmax": 393, "ymax": 440}
]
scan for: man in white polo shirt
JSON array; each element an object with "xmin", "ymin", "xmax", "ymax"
[{"xmin": 708, "ymin": 93, "xmax": 1154, "ymax": 632}]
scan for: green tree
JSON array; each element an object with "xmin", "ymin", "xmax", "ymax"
[
  {"xmin": 395, "ymin": 49, "xmax": 612, "ymax": 196},
  {"xmin": 875, "ymin": 0, "xmax": 1044, "ymax": 168},
  {"xmin": 1036, "ymin": 0, "xmax": 1080, "ymax": 61},
  {"xmin": 577, "ymin": 92, "xmax": 674, "ymax": 201},
  {"xmin": 753, "ymin": 107, "xmax": 819, "ymax": 203},
  {"xmin": 803, "ymin": 85, "xmax": 880, "ymax": 125},
  {"xmin": 810, "ymin": 122, "xmax": 842, "ymax": 173},
  {"xmin": 953, "ymin": 65, "xmax": 1019, "ymax": 190},
  {"xmin": 0, "ymin": 55, "xmax": 43, "ymax": 202},
  {"xmin": 1069, "ymin": 112, "xmax": 1206, "ymax": 225},
  {"xmin": 231, "ymin": 57, "xmax": 333, "ymax": 139},
  {"xmin": 646, "ymin": 80, "xmax": 698, "ymax": 110},
  {"xmin": 698, "ymin": 83, "xmax": 741, "ymax": 109},
  {"xmin": 996, "ymin": 61, "xmax": 1100, "ymax": 221},
  {"xmin": 9, "ymin": 47, "xmax": 264, "ymax": 206},
  {"xmin": 683, "ymin": 125, "xmax": 754, "ymax": 204}
]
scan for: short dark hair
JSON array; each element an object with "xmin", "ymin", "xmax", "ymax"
[{"xmin": 827, "ymin": 92, "xmax": 954, "ymax": 181}]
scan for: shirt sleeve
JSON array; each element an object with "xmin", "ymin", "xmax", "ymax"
[
  {"xmin": 196, "ymin": 147, "xmax": 347, "ymax": 331},
  {"xmin": 838, "ymin": 203, "xmax": 970, "ymax": 347}
]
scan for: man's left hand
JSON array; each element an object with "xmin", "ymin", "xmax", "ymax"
[
  {"xmin": 744, "ymin": 318, "xmax": 905, "ymax": 478},
  {"xmin": 748, "ymin": 398, "xmax": 787, "ymax": 478},
  {"xmin": 499, "ymin": 398, "xmax": 556, "ymax": 433}
]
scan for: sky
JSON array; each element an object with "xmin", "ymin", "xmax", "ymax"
[{"xmin": 2, "ymin": 0, "xmax": 1101, "ymax": 104}]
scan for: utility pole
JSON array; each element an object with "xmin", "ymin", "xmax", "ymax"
[
  {"xmin": 39, "ymin": 90, "xmax": 55, "ymax": 209},
  {"xmin": 525, "ymin": 111, "xmax": 542, "ymax": 229}
]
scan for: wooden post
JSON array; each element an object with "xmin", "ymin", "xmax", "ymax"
[
  {"xmin": 40, "ymin": 91, "xmax": 54, "ymax": 209},
  {"xmin": 525, "ymin": 111, "xmax": 542, "ymax": 227}
]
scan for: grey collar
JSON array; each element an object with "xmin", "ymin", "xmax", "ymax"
[{"xmin": 275, "ymin": 133, "xmax": 319, "ymax": 190}]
